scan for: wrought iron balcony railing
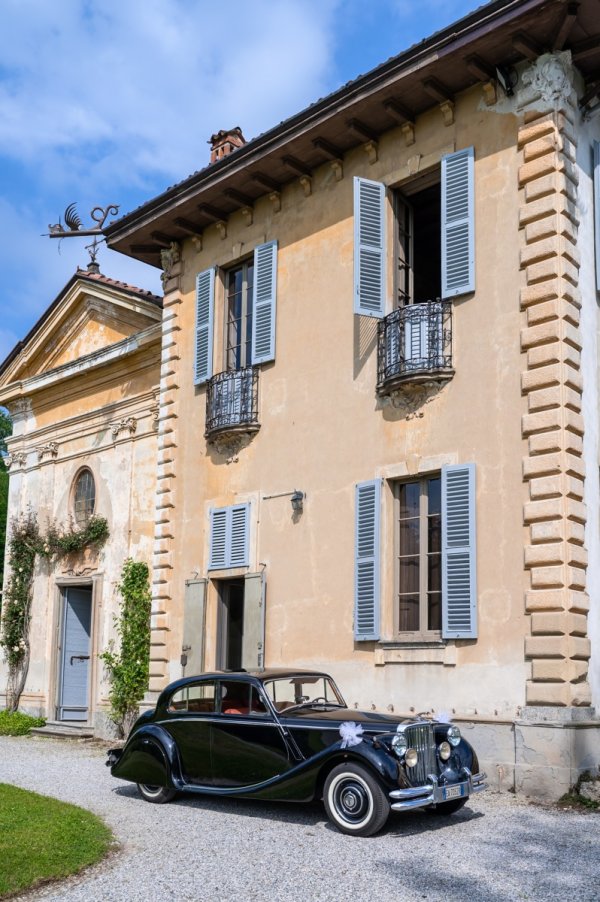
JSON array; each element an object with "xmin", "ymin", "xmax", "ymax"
[
  {"xmin": 377, "ymin": 300, "xmax": 453, "ymax": 392},
  {"xmin": 205, "ymin": 366, "xmax": 259, "ymax": 437}
]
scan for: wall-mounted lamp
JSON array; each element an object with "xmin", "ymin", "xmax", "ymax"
[
  {"xmin": 290, "ymin": 490, "xmax": 305, "ymax": 513},
  {"xmin": 262, "ymin": 488, "xmax": 306, "ymax": 514}
]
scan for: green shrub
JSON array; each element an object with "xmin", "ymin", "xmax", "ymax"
[{"xmin": 0, "ymin": 710, "xmax": 46, "ymax": 736}]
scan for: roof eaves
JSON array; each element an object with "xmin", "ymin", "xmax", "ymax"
[{"xmin": 105, "ymin": 0, "xmax": 544, "ymax": 240}]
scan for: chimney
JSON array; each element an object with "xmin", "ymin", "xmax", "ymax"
[{"xmin": 209, "ymin": 127, "xmax": 246, "ymax": 163}]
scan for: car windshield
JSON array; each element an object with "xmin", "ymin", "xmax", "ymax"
[{"xmin": 263, "ymin": 675, "xmax": 345, "ymax": 713}]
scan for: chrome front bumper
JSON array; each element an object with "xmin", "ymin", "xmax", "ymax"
[{"xmin": 389, "ymin": 768, "xmax": 487, "ymax": 811}]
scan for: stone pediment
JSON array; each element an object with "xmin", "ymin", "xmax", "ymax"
[{"xmin": 0, "ymin": 272, "xmax": 161, "ymax": 386}]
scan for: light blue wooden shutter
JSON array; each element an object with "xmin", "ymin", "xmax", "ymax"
[
  {"xmin": 208, "ymin": 504, "xmax": 250, "ymax": 570},
  {"xmin": 252, "ymin": 241, "xmax": 277, "ymax": 364},
  {"xmin": 594, "ymin": 141, "xmax": 600, "ymax": 291},
  {"xmin": 354, "ymin": 177, "xmax": 386, "ymax": 317},
  {"xmin": 442, "ymin": 463, "xmax": 477, "ymax": 639},
  {"xmin": 230, "ymin": 504, "xmax": 250, "ymax": 567},
  {"xmin": 441, "ymin": 147, "xmax": 475, "ymax": 298},
  {"xmin": 209, "ymin": 508, "xmax": 228, "ymax": 569},
  {"xmin": 354, "ymin": 479, "xmax": 381, "ymax": 640},
  {"xmin": 194, "ymin": 268, "xmax": 215, "ymax": 384}
]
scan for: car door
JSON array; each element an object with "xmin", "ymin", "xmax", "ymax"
[
  {"xmin": 211, "ymin": 679, "xmax": 292, "ymax": 788},
  {"xmin": 163, "ymin": 679, "xmax": 216, "ymax": 785}
]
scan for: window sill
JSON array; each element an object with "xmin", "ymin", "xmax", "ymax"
[{"xmin": 374, "ymin": 642, "xmax": 456, "ymax": 667}]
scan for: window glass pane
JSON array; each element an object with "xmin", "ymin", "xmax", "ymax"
[
  {"xmin": 399, "ymin": 596, "xmax": 420, "ymax": 631},
  {"xmin": 168, "ymin": 682, "xmax": 215, "ymax": 713},
  {"xmin": 428, "ymin": 514, "xmax": 441, "ymax": 554},
  {"xmin": 396, "ymin": 475, "xmax": 443, "ymax": 635},
  {"xmin": 428, "ymin": 553, "xmax": 441, "ymax": 593},
  {"xmin": 428, "ymin": 477, "xmax": 441, "ymax": 516},
  {"xmin": 250, "ymin": 686, "xmax": 268, "ymax": 715},
  {"xmin": 263, "ymin": 676, "xmax": 342, "ymax": 712},
  {"xmin": 220, "ymin": 680, "xmax": 251, "ymax": 714},
  {"xmin": 399, "ymin": 482, "xmax": 420, "ymax": 518},
  {"xmin": 73, "ymin": 470, "xmax": 95, "ymax": 526},
  {"xmin": 227, "ymin": 261, "xmax": 253, "ymax": 370},
  {"xmin": 399, "ymin": 518, "xmax": 420, "ymax": 556},
  {"xmin": 428, "ymin": 592, "xmax": 442, "ymax": 631},
  {"xmin": 244, "ymin": 262, "xmax": 253, "ymax": 367},
  {"xmin": 399, "ymin": 557, "xmax": 419, "ymax": 594}
]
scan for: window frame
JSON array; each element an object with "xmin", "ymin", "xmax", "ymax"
[
  {"xmin": 392, "ymin": 169, "xmax": 442, "ymax": 311},
  {"xmin": 72, "ymin": 467, "xmax": 96, "ymax": 527},
  {"xmin": 167, "ymin": 679, "xmax": 217, "ymax": 714},
  {"xmin": 223, "ymin": 256, "xmax": 254, "ymax": 372},
  {"xmin": 393, "ymin": 474, "xmax": 442, "ymax": 642}
]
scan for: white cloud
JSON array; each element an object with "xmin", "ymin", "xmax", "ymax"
[
  {"xmin": 0, "ymin": 0, "xmax": 340, "ymax": 193},
  {"xmin": 0, "ymin": 0, "xmax": 341, "ymax": 356}
]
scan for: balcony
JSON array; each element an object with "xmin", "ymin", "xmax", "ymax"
[
  {"xmin": 205, "ymin": 366, "xmax": 260, "ymax": 439},
  {"xmin": 377, "ymin": 300, "xmax": 453, "ymax": 395}
]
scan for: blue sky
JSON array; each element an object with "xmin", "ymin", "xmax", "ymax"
[{"xmin": 0, "ymin": 0, "xmax": 482, "ymax": 364}]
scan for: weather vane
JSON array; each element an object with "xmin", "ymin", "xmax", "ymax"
[{"xmin": 44, "ymin": 202, "xmax": 120, "ymax": 268}]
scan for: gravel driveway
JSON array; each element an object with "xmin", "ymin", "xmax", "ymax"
[{"xmin": 1, "ymin": 735, "xmax": 599, "ymax": 902}]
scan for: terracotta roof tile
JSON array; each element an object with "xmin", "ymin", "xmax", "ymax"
[{"xmin": 75, "ymin": 268, "xmax": 163, "ymax": 306}]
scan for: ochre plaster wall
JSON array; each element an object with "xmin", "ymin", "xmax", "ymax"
[{"xmin": 158, "ymin": 84, "xmax": 532, "ymax": 720}]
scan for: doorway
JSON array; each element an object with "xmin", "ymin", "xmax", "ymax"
[
  {"xmin": 217, "ymin": 579, "xmax": 245, "ymax": 670},
  {"xmin": 57, "ymin": 586, "xmax": 92, "ymax": 721}
]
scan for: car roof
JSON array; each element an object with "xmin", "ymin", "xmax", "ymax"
[{"xmin": 157, "ymin": 669, "xmax": 333, "ymax": 701}]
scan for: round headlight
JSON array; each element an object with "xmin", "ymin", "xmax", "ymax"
[
  {"xmin": 405, "ymin": 748, "xmax": 419, "ymax": 768},
  {"xmin": 447, "ymin": 725, "xmax": 461, "ymax": 747},
  {"xmin": 391, "ymin": 734, "xmax": 408, "ymax": 758},
  {"xmin": 439, "ymin": 741, "xmax": 451, "ymax": 761}
]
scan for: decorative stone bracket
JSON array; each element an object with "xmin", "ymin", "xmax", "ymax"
[
  {"xmin": 380, "ymin": 381, "xmax": 447, "ymax": 420},
  {"xmin": 210, "ymin": 430, "xmax": 256, "ymax": 465},
  {"xmin": 5, "ymin": 450, "xmax": 27, "ymax": 469},
  {"xmin": 36, "ymin": 442, "xmax": 58, "ymax": 461},
  {"xmin": 160, "ymin": 242, "xmax": 181, "ymax": 289},
  {"xmin": 111, "ymin": 417, "xmax": 137, "ymax": 440}
]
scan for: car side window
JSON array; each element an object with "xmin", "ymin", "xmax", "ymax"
[
  {"xmin": 219, "ymin": 681, "xmax": 268, "ymax": 716},
  {"xmin": 168, "ymin": 681, "xmax": 216, "ymax": 713}
]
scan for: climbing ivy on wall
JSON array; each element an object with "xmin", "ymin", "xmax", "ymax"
[
  {"xmin": 100, "ymin": 559, "xmax": 152, "ymax": 738},
  {"xmin": 0, "ymin": 510, "xmax": 109, "ymax": 711},
  {"xmin": 0, "ymin": 410, "xmax": 12, "ymax": 595}
]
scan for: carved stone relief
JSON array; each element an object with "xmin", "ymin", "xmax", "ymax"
[
  {"xmin": 520, "ymin": 52, "xmax": 575, "ymax": 109},
  {"xmin": 160, "ymin": 241, "xmax": 181, "ymax": 288},
  {"xmin": 111, "ymin": 417, "xmax": 137, "ymax": 440},
  {"xmin": 5, "ymin": 450, "xmax": 27, "ymax": 469},
  {"xmin": 379, "ymin": 381, "xmax": 445, "ymax": 419},
  {"xmin": 210, "ymin": 431, "xmax": 255, "ymax": 464},
  {"xmin": 36, "ymin": 441, "xmax": 58, "ymax": 461}
]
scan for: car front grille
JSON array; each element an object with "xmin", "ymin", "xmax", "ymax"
[{"xmin": 404, "ymin": 722, "xmax": 436, "ymax": 784}]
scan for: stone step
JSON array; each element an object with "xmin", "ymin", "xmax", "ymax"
[{"xmin": 30, "ymin": 722, "xmax": 94, "ymax": 740}]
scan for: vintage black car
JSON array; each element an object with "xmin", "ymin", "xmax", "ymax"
[{"xmin": 107, "ymin": 669, "xmax": 486, "ymax": 836}]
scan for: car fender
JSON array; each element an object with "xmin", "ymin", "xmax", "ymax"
[{"xmin": 110, "ymin": 724, "xmax": 182, "ymax": 789}]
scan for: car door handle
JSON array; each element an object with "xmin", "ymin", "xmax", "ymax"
[{"xmin": 70, "ymin": 655, "xmax": 90, "ymax": 665}]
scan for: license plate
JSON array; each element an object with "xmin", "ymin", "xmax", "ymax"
[{"xmin": 443, "ymin": 784, "xmax": 465, "ymax": 801}]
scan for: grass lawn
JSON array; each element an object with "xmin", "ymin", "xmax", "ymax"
[{"xmin": 0, "ymin": 783, "xmax": 113, "ymax": 898}]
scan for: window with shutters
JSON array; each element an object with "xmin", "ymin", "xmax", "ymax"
[
  {"xmin": 394, "ymin": 176, "xmax": 442, "ymax": 309},
  {"xmin": 225, "ymin": 259, "xmax": 253, "ymax": 371},
  {"xmin": 208, "ymin": 503, "xmax": 250, "ymax": 571},
  {"xmin": 394, "ymin": 475, "xmax": 442, "ymax": 638},
  {"xmin": 202, "ymin": 242, "xmax": 276, "ymax": 439}
]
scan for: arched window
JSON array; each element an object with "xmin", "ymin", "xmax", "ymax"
[{"xmin": 73, "ymin": 469, "xmax": 96, "ymax": 526}]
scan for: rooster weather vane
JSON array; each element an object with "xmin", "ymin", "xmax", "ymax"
[{"xmin": 45, "ymin": 202, "xmax": 120, "ymax": 268}]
